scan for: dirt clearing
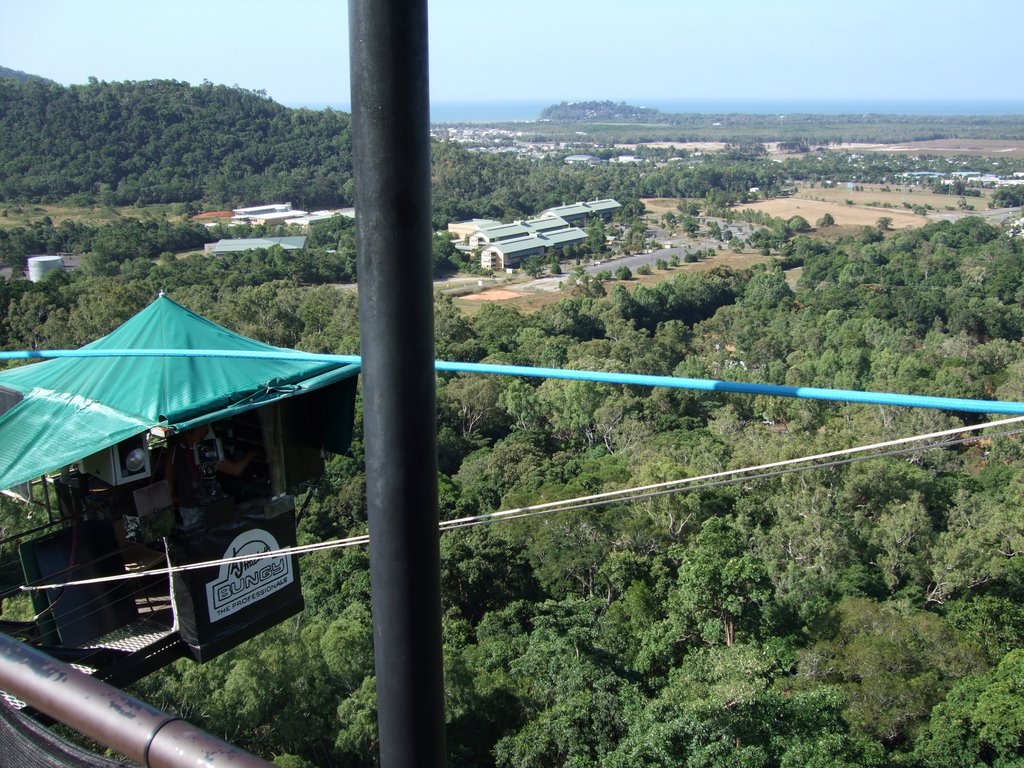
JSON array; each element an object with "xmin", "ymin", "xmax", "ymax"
[
  {"xmin": 737, "ymin": 197, "xmax": 922, "ymax": 229},
  {"xmin": 856, "ymin": 139, "xmax": 1024, "ymax": 160},
  {"xmin": 460, "ymin": 289, "xmax": 526, "ymax": 301}
]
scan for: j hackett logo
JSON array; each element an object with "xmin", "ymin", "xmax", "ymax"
[{"xmin": 205, "ymin": 529, "xmax": 293, "ymax": 622}]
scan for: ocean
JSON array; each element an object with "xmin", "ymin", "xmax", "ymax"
[{"xmin": 291, "ymin": 98, "xmax": 1024, "ymax": 123}]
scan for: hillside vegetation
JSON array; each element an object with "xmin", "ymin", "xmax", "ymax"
[
  {"xmin": 2, "ymin": 76, "xmax": 1024, "ymax": 768},
  {"xmin": 3, "ymin": 214, "xmax": 1024, "ymax": 768},
  {"xmin": 0, "ymin": 64, "xmax": 54, "ymax": 84},
  {"xmin": 0, "ymin": 78, "xmax": 353, "ymax": 207},
  {"xmin": 3, "ymin": 79, "xmax": 1022, "ymax": 230}
]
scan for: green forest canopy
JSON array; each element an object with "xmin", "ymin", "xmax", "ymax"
[
  {"xmin": 2, "ymin": 215, "xmax": 1023, "ymax": 767},
  {"xmin": 0, "ymin": 77, "xmax": 353, "ymax": 207},
  {"xmin": 4, "ymin": 78, "xmax": 1024, "ymax": 217},
  {"xmin": 2, "ymin": 74, "xmax": 1024, "ymax": 768}
]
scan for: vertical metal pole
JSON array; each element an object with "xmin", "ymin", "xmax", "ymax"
[{"xmin": 348, "ymin": 2, "xmax": 445, "ymax": 768}]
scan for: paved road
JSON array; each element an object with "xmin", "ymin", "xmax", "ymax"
[
  {"xmin": 929, "ymin": 206, "xmax": 1020, "ymax": 225},
  {"xmin": 581, "ymin": 241, "xmax": 730, "ymax": 276},
  {"xmin": 578, "ymin": 217, "xmax": 756, "ymax": 275}
]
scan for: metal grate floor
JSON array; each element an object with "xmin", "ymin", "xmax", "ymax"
[
  {"xmin": 83, "ymin": 616, "xmax": 175, "ymax": 654},
  {"xmin": 1, "ymin": 691, "xmax": 26, "ymax": 710}
]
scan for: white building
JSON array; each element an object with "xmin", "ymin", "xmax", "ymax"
[{"xmin": 232, "ymin": 203, "xmax": 292, "ymax": 221}]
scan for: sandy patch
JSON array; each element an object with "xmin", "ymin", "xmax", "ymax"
[
  {"xmin": 460, "ymin": 289, "xmax": 526, "ymax": 301},
  {"xmin": 844, "ymin": 139, "xmax": 1024, "ymax": 159}
]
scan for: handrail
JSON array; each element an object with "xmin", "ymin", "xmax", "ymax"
[{"xmin": 0, "ymin": 633, "xmax": 273, "ymax": 768}]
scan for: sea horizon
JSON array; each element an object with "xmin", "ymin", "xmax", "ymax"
[{"xmin": 288, "ymin": 97, "xmax": 1024, "ymax": 123}]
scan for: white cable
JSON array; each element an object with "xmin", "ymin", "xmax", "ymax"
[
  {"xmin": 22, "ymin": 414, "xmax": 1024, "ymax": 592},
  {"xmin": 439, "ymin": 414, "xmax": 1024, "ymax": 526}
]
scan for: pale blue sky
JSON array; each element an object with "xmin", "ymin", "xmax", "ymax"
[{"xmin": 2, "ymin": 0, "xmax": 1021, "ymax": 107}]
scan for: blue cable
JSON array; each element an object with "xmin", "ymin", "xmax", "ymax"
[{"xmin": 2, "ymin": 347, "xmax": 1023, "ymax": 415}]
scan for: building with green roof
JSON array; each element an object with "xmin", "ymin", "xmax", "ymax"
[
  {"xmin": 540, "ymin": 199, "xmax": 620, "ymax": 225},
  {"xmin": 480, "ymin": 226, "xmax": 586, "ymax": 270},
  {"xmin": 207, "ymin": 236, "xmax": 307, "ymax": 255}
]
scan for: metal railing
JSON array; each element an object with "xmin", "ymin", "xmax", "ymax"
[{"xmin": 0, "ymin": 633, "xmax": 273, "ymax": 768}]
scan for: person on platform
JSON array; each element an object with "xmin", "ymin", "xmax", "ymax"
[{"xmin": 165, "ymin": 425, "xmax": 255, "ymax": 530}]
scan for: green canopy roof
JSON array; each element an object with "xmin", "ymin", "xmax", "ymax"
[{"xmin": 0, "ymin": 294, "xmax": 360, "ymax": 491}]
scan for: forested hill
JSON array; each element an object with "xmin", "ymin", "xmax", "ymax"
[
  {"xmin": 0, "ymin": 65, "xmax": 53, "ymax": 84},
  {"xmin": 0, "ymin": 78, "xmax": 353, "ymax": 207},
  {"xmin": 540, "ymin": 100, "xmax": 663, "ymax": 121}
]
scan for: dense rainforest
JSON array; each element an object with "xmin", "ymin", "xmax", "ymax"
[
  {"xmin": 0, "ymin": 78, "xmax": 354, "ymax": 207},
  {"xmin": 1, "ymin": 74, "xmax": 1023, "ymax": 767},
  {"xmin": 2, "ymin": 216, "xmax": 1024, "ymax": 768},
  {"xmin": 0, "ymin": 65, "xmax": 52, "ymax": 84},
  {"xmin": 3, "ymin": 78, "xmax": 1024, "ymax": 221}
]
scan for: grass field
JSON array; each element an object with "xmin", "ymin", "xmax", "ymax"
[
  {"xmin": 642, "ymin": 181, "xmax": 993, "ymax": 233},
  {"xmin": 642, "ymin": 198, "xmax": 686, "ymax": 216},
  {"xmin": 738, "ymin": 197, "xmax": 923, "ymax": 229},
  {"xmin": 740, "ymin": 183, "xmax": 992, "ymax": 229},
  {"xmin": 795, "ymin": 183, "xmax": 990, "ymax": 210},
  {"xmin": 0, "ymin": 202, "xmax": 190, "ymax": 230}
]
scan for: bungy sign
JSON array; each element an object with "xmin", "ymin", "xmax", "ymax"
[
  {"xmin": 204, "ymin": 529, "xmax": 294, "ymax": 623},
  {"xmin": 170, "ymin": 508, "xmax": 304, "ymax": 662}
]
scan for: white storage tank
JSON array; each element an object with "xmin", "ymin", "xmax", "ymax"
[{"xmin": 27, "ymin": 255, "xmax": 64, "ymax": 282}]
